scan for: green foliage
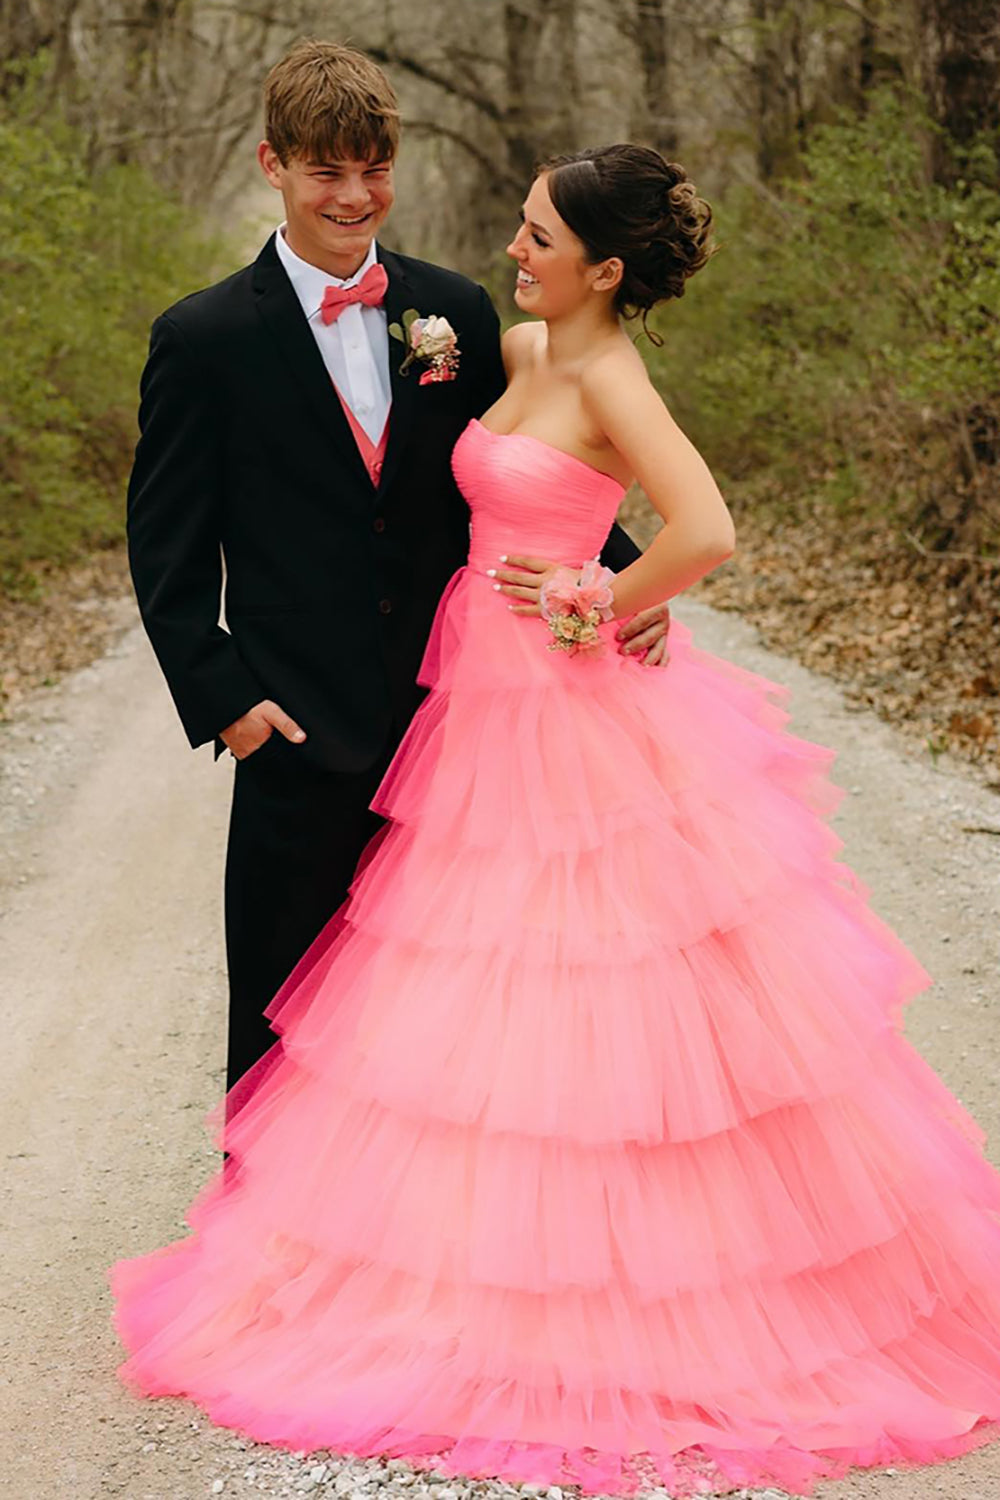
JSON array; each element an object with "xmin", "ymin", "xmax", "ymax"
[
  {"xmin": 647, "ymin": 88, "xmax": 1000, "ymax": 540},
  {"xmin": 0, "ymin": 66, "xmax": 232, "ymax": 598}
]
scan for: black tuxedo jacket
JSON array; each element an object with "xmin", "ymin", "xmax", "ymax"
[{"xmin": 126, "ymin": 234, "xmax": 641, "ymax": 774}]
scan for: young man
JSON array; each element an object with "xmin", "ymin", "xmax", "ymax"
[{"xmin": 126, "ymin": 39, "xmax": 671, "ymax": 1109}]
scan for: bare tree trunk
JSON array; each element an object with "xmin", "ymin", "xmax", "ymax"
[
  {"xmin": 752, "ymin": 0, "xmax": 783, "ymax": 180},
  {"xmin": 787, "ymin": 4, "xmax": 807, "ymax": 157},
  {"xmin": 750, "ymin": 0, "xmax": 811, "ymax": 181},
  {"xmin": 920, "ymin": 0, "xmax": 1000, "ymax": 173},
  {"xmin": 632, "ymin": 0, "xmax": 678, "ymax": 154},
  {"xmin": 504, "ymin": 0, "xmax": 549, "ymax": 181},
  {"xmin": 858, "ymin": 0, "xmax": 879, "ymax": 96}
]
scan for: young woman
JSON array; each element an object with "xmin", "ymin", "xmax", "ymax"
[{"xmin": 109, "ymin": 145, "xmax": 1000, "ymax": 1498}]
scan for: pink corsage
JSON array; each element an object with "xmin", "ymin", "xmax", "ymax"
[{"xmin": 539, "ymin": 559, "xmax": 616, "ymax": 655}]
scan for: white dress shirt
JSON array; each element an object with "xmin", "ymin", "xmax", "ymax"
[{"xmin": 274, "ymin": 225, "xmax": 392, "ymax": 446}]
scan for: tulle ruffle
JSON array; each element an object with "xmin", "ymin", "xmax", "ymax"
[{"xmin": 109, "ymin": 562, "xmax": 1000, "ymax": 1497}]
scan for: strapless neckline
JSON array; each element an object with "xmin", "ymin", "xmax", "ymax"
[{"xmin": 470, "ymin": 418, "xmax": 626, "ymax": 494}]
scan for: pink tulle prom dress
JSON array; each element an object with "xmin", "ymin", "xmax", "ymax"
[{"xmin": 108, "ymin": 417, "xmax": 1000, "ymax": 1497}]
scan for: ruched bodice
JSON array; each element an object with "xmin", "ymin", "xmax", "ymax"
[{"xmin": 454, "ymin": 418, "xmax": 625, "ymax": 575}]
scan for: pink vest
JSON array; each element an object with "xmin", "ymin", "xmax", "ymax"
[{"xmin": 333, "ymin": 382, "xmax": 389, "ymax": 486}]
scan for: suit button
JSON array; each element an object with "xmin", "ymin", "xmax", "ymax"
[
  {"xmin": 373, "ymin": 516, "xmax": 386, "ymax": 533},
  {"xmin": 379, "ymin": 599, "xmax": 392, "ymax": 615}
]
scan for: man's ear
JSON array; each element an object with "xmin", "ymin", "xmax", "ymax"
[{"xmin": 257, "ymin": 140, "xmax": 283, "ymax": 188}]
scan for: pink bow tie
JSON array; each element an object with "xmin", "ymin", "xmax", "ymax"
[{"xmin": 319, "ymin": 263, "xmax": 389, "ymax": 323}]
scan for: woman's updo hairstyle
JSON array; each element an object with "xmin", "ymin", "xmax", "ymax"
[{"xmin": 538, "ymin": 144, "xmax": 714, "ymax": 343}]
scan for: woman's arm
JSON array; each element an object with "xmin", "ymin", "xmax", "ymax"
[{"xmin": 581, "ymin": 350, "xmax": 735, "ymax": 617}]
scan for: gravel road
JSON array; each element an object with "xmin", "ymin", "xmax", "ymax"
[{"xmin": 1, "ymin": 592, "xmax": 998, "ymax": 1500}]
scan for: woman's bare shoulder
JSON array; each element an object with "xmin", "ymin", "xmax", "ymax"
[
  {"xmin": 581, "ymin": 334, "xmax": 651, "ymax": 391},
  {"xmin": 501, "ymin": 320, "xmax": 544, "ymax": 376},
  {"xmin": 580, "ymin": 336, "xmax": 659, "ymax": 426}
]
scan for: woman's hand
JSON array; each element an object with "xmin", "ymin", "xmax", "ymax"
[
  {"xmin": 490, "ymin": 555, "xmax": 672, "ymax": 666},
  {"xmin": 488, "ymin": 555, "xmax": 562, "ymax": 616}
]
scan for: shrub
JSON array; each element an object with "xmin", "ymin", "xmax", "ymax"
[
  {"xmin": 647, "ymin": 88, "xmax": 1000, "ymax": 557},
  {"xmin": 0, "ymin": 69, "xmax": 232, "ymax": 598}
]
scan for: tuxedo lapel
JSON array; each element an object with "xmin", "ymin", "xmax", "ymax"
[
  {"xmin": 251, "ymin": 234, "xmax": 373, "ymax": 498},
  {"xmin": 377, "ymin": 247, "xmax": 422, "ymax": 498}
]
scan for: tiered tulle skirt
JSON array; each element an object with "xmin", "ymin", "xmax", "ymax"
[{"xmin": 109, "ymin": 570, "xmax": 1000, "ymax": 1496}]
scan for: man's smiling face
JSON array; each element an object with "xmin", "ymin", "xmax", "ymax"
[{"xmin": 257, "ymin": 141, "xmax": 396, "ymax": 277}]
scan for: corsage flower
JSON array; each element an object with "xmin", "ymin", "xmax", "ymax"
[
  {"xmin": 539, "ymin": 559, "xmax": 616, "ymax": 655},
  {"xmin": 388, "ymin": 309, "xmax": 461, "ymax": 384}
]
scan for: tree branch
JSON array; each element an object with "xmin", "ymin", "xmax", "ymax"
[
  {"xmin": 365, "ymin": 43, "xmax": 503, "ymax": 123},
  {"xmin": 405, "ymin": 118, "xmax": 521, "ymax": 191}
]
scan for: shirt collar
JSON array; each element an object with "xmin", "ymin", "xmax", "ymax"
[{"xmin": 274, "ymin": 225, "xmax": 380, "ymax": 320}]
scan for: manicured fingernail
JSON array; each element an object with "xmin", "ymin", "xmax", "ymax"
[
  {"xmin": 293, "ymin": 730, "xmax": 306, "ymax": 741},
  {"xmin": 486, "ymin": 568, "xmax": 497, "ymax": 577},
  {"xmin": 493, "ymin": 582, "xmax": 501, "ymax": 591},
  {"xmin": 499, "ymin": 554, "xmax": 508, "ymax": 562},
  {"xmin": 615, "ymin": 631, "xmax": 624, "ymax": 641}
]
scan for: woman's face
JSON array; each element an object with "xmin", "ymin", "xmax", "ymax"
[{"xmin": 506, "ymin": 172, "xmax": 606, "ymax": 320}]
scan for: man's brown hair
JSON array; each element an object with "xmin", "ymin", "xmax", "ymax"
[{"xmin": 264, "ymin": 38, "xmax": 400, "ymax": 165}]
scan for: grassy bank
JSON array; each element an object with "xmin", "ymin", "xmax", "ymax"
[{"xmin": 0, "ymin": 70, "xmax": 232, "ymax": 608}]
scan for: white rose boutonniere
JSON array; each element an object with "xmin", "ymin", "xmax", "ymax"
[{"xmin": 388, "ymin": 309, "xmax": 461, "ymax": 385}]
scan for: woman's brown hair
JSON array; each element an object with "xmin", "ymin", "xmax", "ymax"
[{"xmin": 538, "ymin": 145, "xmax": 715, "ymax": 343}]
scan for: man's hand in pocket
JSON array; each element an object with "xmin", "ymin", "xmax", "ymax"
[{"xmin": 220, "ymin": 701, "xmax": 307, "ymax": 760}]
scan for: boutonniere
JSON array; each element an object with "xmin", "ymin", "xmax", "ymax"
[{"xmin": 388, "ymin": 309, "xmax": 461, "ymax": 385}]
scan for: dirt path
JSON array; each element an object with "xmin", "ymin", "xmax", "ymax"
[{"xmin": 1, "ymin": 594, "xmax": 998, "ymax": 1500}]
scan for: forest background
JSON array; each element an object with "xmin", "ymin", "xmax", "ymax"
[{"xmin": 1, "ymin": 0, "xmax": 998, "ymax": 776}]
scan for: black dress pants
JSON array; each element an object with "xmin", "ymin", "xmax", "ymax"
[{"xmin": 222, "ymin": 731, "xmax": 397, "ymax": 1100}]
